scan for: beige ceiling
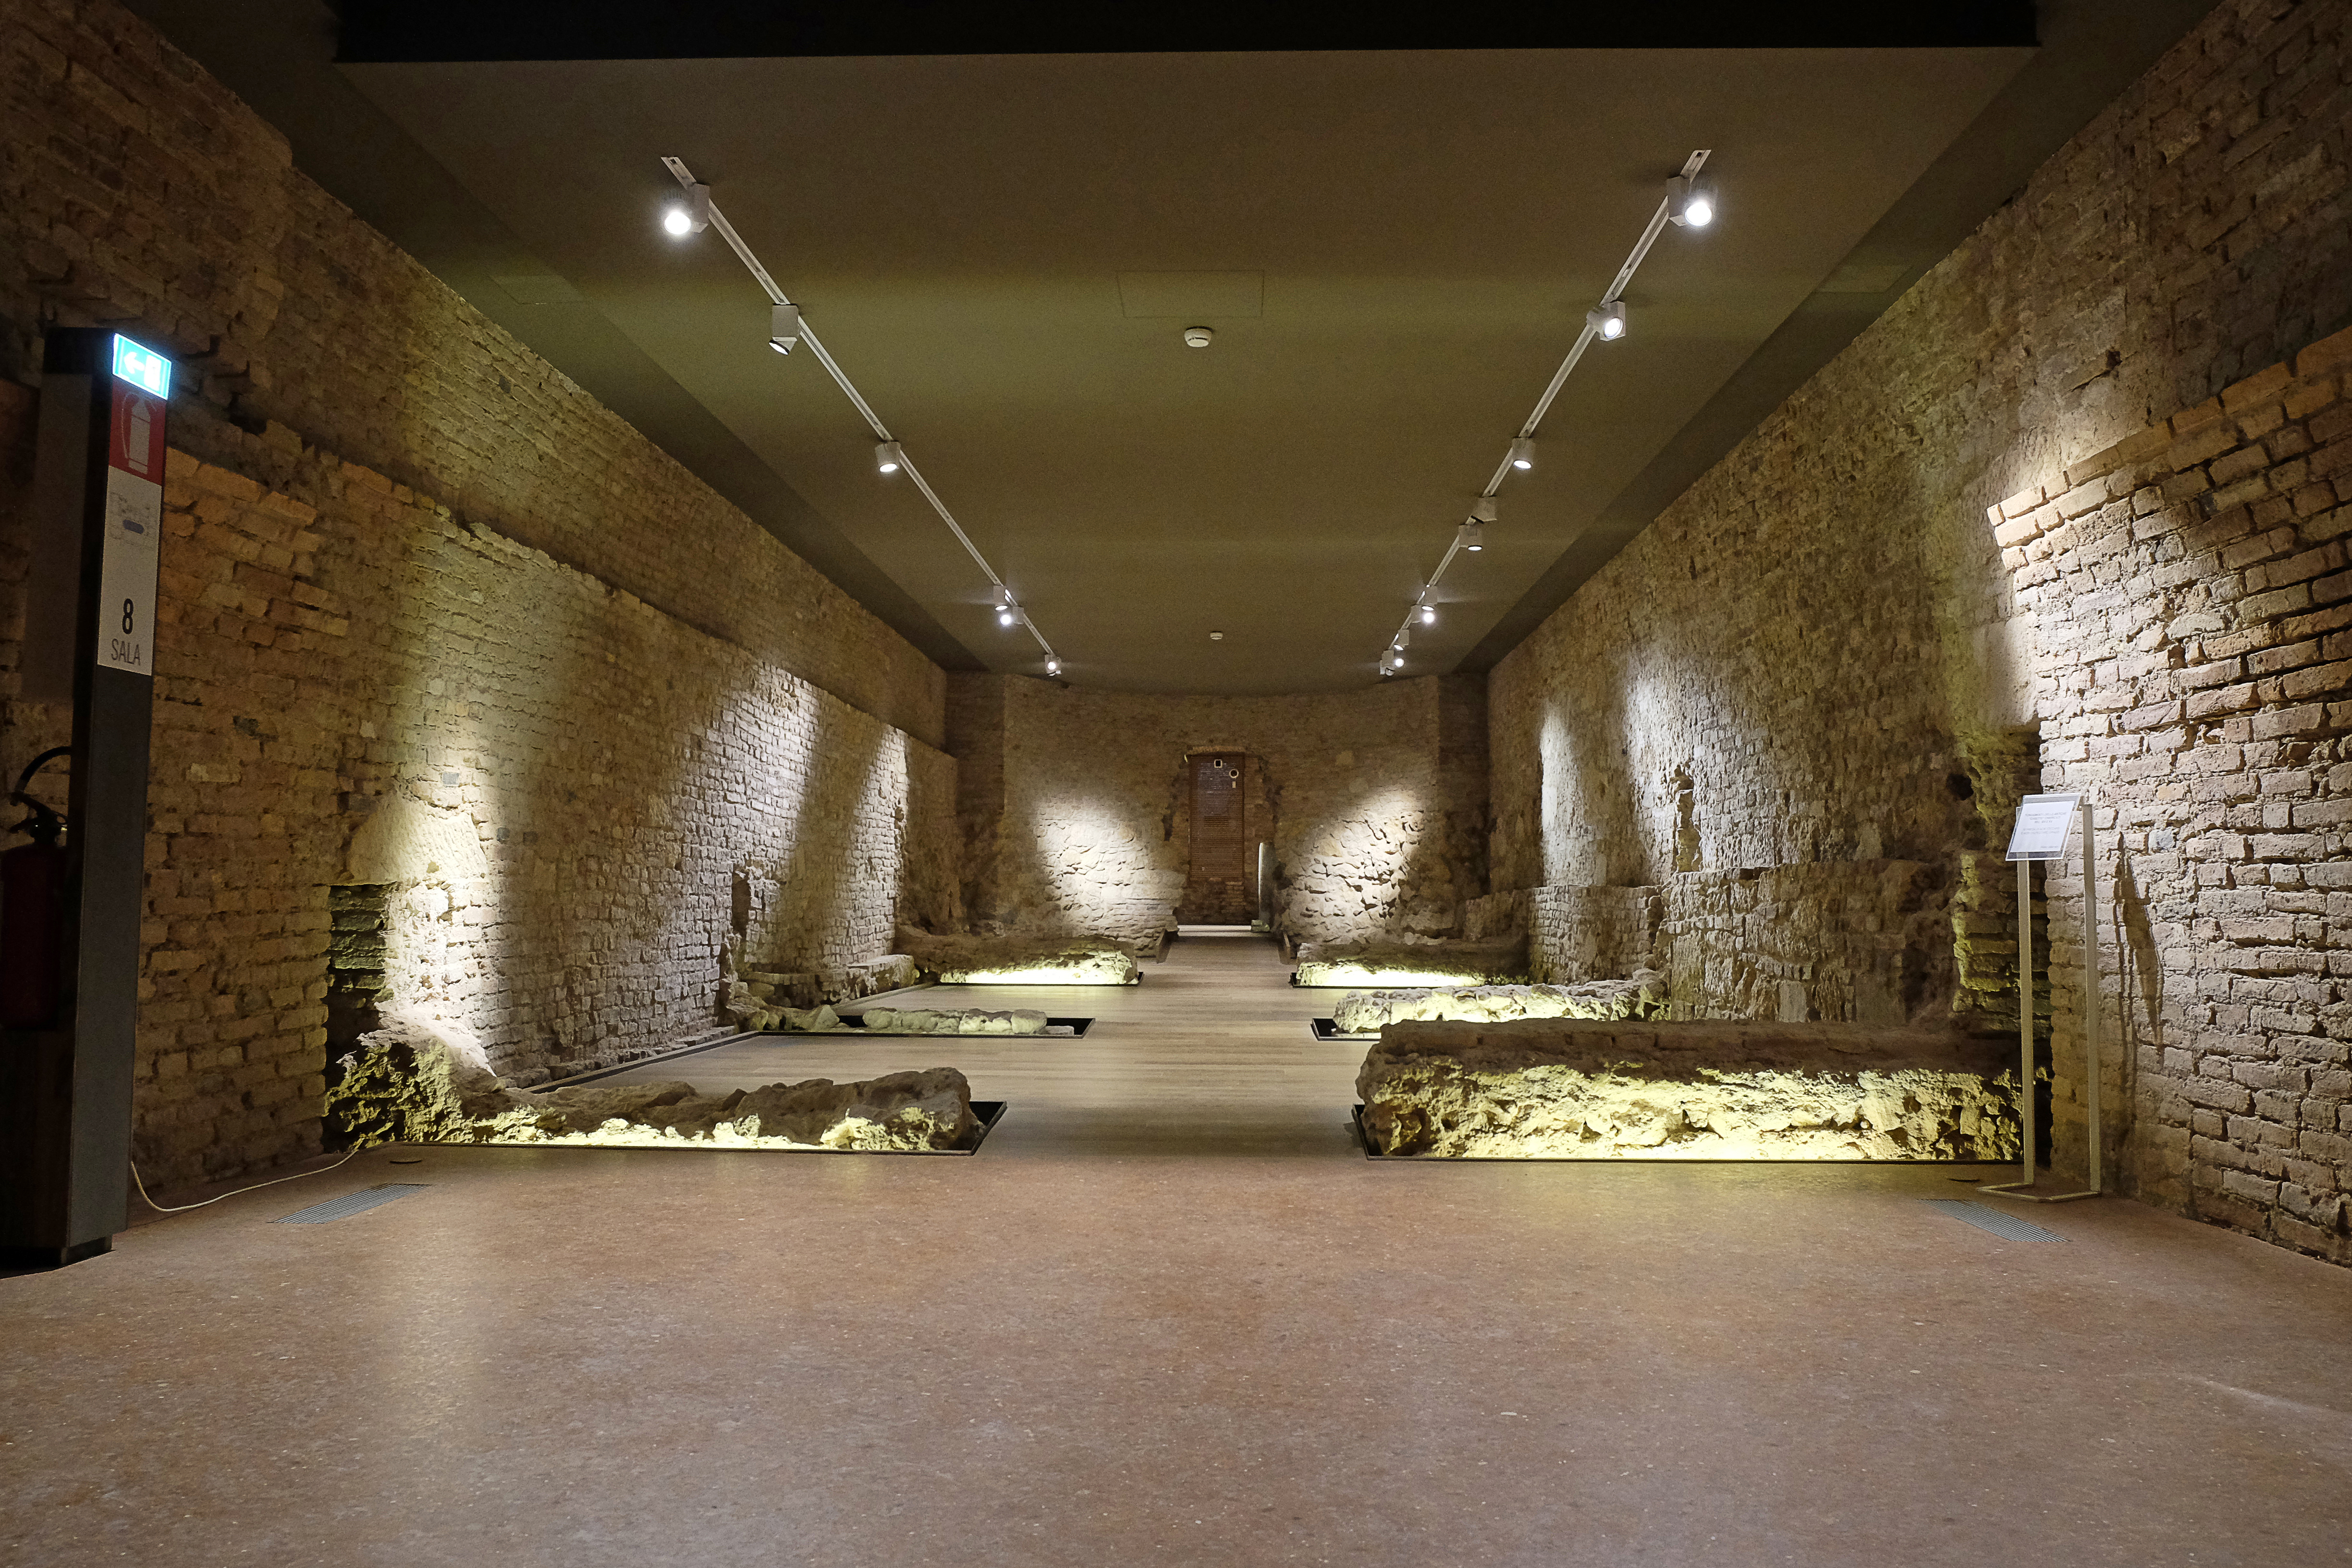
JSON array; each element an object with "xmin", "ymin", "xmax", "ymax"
[{"xmin": 345, "ymin": 49, "xmax": 2030, "ymax": 693}]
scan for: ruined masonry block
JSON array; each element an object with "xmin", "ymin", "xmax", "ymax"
[
  {"xmin": 328, "ymin": 1017, "xmax": 980, "ymax": 1151},
  {"xmin": 1358, "ymin": 1019, "xmax": 2019, "ymax": 1160},
  {"xmin": 1332, "ymin": 973, "xmax": 1666, "ymax": 1033}
]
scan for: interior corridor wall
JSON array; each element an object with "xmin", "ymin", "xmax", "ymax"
[
  {"xmin": 1489, "ymin": 0, "xmax": 2352, "ymax": 1263},
  {"xmin": 947, "ymin": 673, "xmax": 1488, "ymax": 947},
  {"xmin": 0, "ymin": 0, "xmax": 956, "ymax": 1188}
]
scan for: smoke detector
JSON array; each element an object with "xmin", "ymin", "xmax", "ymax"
[{"xmin": 1183, "ymin": 326, "xmax": 1214, "ymax": 348}]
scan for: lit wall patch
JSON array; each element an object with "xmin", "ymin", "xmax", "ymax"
[{"xmin": 109, "ymin": 335, "xmax": 171, "ymax": 398}]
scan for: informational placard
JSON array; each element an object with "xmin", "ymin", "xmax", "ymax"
[
  {"xmin": 2006, "ymin": 792, "xmax": 2080, "ymax": 861},
  {"xmin": 96, "ymin": 380, "xmax": 164, "ymax": 677}
]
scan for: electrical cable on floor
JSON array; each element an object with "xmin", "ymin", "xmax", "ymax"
[{"xmin": 131, "ymin": 1146, "xmax": 364, "ymax": 1214}]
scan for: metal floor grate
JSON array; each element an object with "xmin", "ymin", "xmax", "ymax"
[
  {"xmin": 273, "ymin": 1184, "xmax": 429, "ymax": 1225},
  {"xmin": 1922, "ymin": 1199, "xmax": 2064, "ymax": 1243}
]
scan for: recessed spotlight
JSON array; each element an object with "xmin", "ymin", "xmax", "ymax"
[
  {"xmin": 1587, "ymin": 302, "xmax": 1626, "ymax": 341},
  {"xmin": 1508, "ymin": 438, "xmax": 1535, "ymax": 470},
  {"xmin": 1183, "ymin": 326, "xmax": 1214, "ymax": 348},
  {"xmin": 875, "ymin": 441, "xmax": 904, "ymax": 475},
  {"xmin": 769, "ymin": 302, "xmax": 801, "ymax": 355}
]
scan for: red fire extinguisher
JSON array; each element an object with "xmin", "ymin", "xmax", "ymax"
[{"xmin": 1, "ymin": 747, "xmax": 71, "ymax": 1029}]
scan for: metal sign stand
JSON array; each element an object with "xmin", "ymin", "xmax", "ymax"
[
  {"xmin": 0, "ymin": 330, "xmax": 171, "ymax": 1268},
  {"xmin": 1983, "ymin": 793, "xmax": 2102, "ymax": 1204}
]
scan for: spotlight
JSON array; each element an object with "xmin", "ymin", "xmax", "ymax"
[
  {"xmin": 997, "ymin": 588, "xmax": 1018, "ymax": 628},
  {"xmin": 1508, "ymin": 438, "xmax": 1535, "ymax": 470},
  {"xmin": 1587, "ymin": 302, "xmax": 1626, "ymax": 341},
  {"xmin": 1668, "ymin": 174, "xmax": 1716, "ymax": 229},
  {"xmin": 1470, "ymin": 496, "xmax": 1498, "ymax": 524},
  {"xmin": 999, "ymin": 607, "xmax": 1017, "ymax": 627},
  {"xmin": 1457, "ymin": 520, "xmax": 1485, "ymax": 552},
  {"xmin": 1045, "ymin": 656, "xmax": 1062, "ymax": 676},
  {"xmin": 663, "ymin": 183, "xmax": 710, "ymax": 236},
  {"xmin": 1420, "ymin": 605, "xmax": 1436, "ymax": 625},
  {"xmin": 875, "ymin": 441, "xmax": 904, "ymax": 475},
  {"xmin": 1389, "ymin": 650, "xmax": 1406, "ymax": 670},
  {"xmin": 1396, "ymin": 628, "xmax": 1411, "ymax": 649},
  {"xmin": 769, "ymin": 302, "xmax": 801, "ymax": 355}
]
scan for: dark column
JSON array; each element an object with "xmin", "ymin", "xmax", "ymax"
[{"xmin": 1, "ymin": 330, "xmax": 170, "ymax": 1268}]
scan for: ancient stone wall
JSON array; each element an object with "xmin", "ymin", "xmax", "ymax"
[
  {"xmin": 950, "ymin": 673, "xmax": 1489, "ymax": 946},
  {"xmin": 0, "ymin": 0, "xmax": 956, "ymax": 1188},
  {"xmin": 1490, "ymin": 0, "xmax": 2352, "ymax": 1262}
]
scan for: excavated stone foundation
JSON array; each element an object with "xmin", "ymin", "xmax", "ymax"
[
  {"xmin": 1358, "ymin": 1019, "xmax": 2018, "ymax": 1161},
  {"xmin": 1332, "ymin": 972, "xmax": 1667, "ymax": 1034},
  {"xmin": 766, "ymin": 1004, "xmax": 1050, "ymax": 1035},
  {"xmin": 329, "ymin": 1017, "xmax": 981, "ymax": 1152},
  {"xmin": 1294, "ymin": 937, "xmax": 1531, "ymax": 988},
  {"xmin": 898, "ymin": 931, "xmax": 1141, "ymax": 985}
]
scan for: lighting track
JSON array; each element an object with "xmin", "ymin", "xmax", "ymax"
[
  {"xmin": 1384, "ymin": 148, "xmax": 1712, "ymax": 677},
  {"xmin": 660, "ymin": 157, "xmax": 1059, "ymax": 673}
]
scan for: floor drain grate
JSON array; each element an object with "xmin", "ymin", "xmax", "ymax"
[
  {"xmin": 273, "ymin": 1184, "xmax": 430, "ymax": 1225},
  {"xmin": 1921, "ymin": 1199, "xmax": 2064, "ymax": 1243}
]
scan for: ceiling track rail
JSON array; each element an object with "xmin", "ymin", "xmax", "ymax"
[
  {"xmin": 1387, "ymin": 148, "xmax": 1710, "ymax": 676},
  {"xmin": 661, "ymin": 157, "xmax": 1055, "ymax": 666}
]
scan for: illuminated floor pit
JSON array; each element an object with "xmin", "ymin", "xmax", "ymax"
[
  {"xmin": 760, "ymin": 1004, "xmax": 1086, "ymax": 1036},
  {"xmin": 1357, "ymin": 1019, "xmax": 2019, "ymax": 1160},
  {"xmin": 328, "ymin": 1020, "xmax": 988, "ymax": 1153},
  {"xmin": 1330, "ymin": 976, "xmax": 1666, "ymax": 1033},
  {"xmin": 1290, "ymin": 940, "xmax": 1530, "ymax": 990},
  {"xmin": 902, "ymin": 934, "xmax": 1144, "ymax": 985}
]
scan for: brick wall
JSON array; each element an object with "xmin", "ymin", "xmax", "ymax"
[
  {"xmin": 0, "ymin": 0, "xmax": 957, "ymax": 1188},
  {"xmin": 1489, "ymin": 0, "xmax": 2352, "ymax": 1262},
  {"xmin": 0, "ymin": 0, "xmax": 942, "ymax": 747},
  {"xmin": 1993, "ymin": 328, "xmax": 2352, "ymax": 1259},
  {"xmin": 950, "ymin": 673, "xmax": 1489, "ymax": 947}
]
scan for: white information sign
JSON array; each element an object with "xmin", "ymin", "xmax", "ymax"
[
  {"xmin": 97, "ymin": 469, "xmax": 160, "ymax": 676},
  {"xmin": 97, "ymin": 381, "xmax": 166, "ymax": 678},
  {"xmin": 2006, "ymin": 792, "xmax": 2080, "ymax": 861}
]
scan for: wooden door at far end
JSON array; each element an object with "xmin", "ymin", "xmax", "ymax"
[{"xmin": 1178, "ymin": 752, "xmax": 1252, "ymax": 924}]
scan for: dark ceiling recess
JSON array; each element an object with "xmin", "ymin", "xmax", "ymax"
[{"xmin": 334, "ymin": 0, "xmax": 2040, "ymax": 61}]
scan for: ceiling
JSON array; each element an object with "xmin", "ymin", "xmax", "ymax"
[{"xmin": 130, "ymin": 2, "xmax": 2221, "ymax": 696}]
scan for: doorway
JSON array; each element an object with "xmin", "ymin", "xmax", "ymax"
[{"xmin": 1178, "ymin": 752, "xmax": 1256, "ymax": 924}]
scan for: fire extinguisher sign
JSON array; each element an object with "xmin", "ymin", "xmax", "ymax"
[{"xmin": 98, "ymin": 336, "xmax": 168, "ymax": 678}]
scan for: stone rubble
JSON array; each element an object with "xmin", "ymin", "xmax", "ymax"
[
  {"xmin": 898, "ymin": 930, "xmax": 1140, "ymax": 985},
  {"xmin": 1294, "ymin": 937, "xmax": 1530, "ymax": 989},
  {"xmin": 852, "ymin": 1007, "xmax": 1050, "ymax": 1036},
  {"xmin": 1357, "ymin": 1018, "xmax": 2019, "ymax": 1161},
  {"xmin": 1332, "ymin": 972, "xmax": 1666, "ymax": 1034},
  {"xmin": 327, "ymin": 1017, "xmax": 980, "ymax": 1152}
]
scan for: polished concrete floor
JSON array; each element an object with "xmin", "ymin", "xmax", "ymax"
[{"xmin": 5, "ymin": 931, "xmax": 2350, "ymax": 1567}]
